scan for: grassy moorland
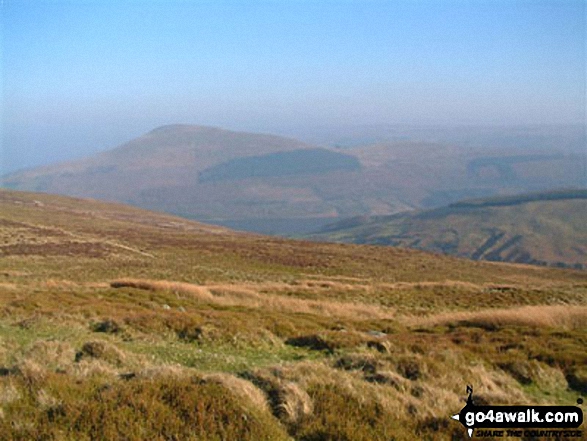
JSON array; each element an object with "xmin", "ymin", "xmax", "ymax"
[{"xmin": 0, "ymin": 189, "xmax": 585, "ymax": 440}]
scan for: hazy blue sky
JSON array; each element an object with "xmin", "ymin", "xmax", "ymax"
[{"xmin": 1, "ymin": 0, "xmax": 585, "ymax": 172}]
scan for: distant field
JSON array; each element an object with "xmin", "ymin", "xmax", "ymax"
[{"xmin": 0, "ymin": 189, "xmax": 585, "ymax": 440}]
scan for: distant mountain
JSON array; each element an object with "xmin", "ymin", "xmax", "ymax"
[
  {"xmin": 308, "ymin": 189, "xmax": 587, "ymax": 269},
  {"xmin": 3, "ymin": 124, "xmax": 584, "ymax": 235},
  {"xmin": 2, "ymin": 125, "xmax": 314, "ymax": 201}
]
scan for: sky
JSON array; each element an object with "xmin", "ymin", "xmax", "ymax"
[{"xmin": 1, "ymin": 0, "xmax": 585, "ymax": 173}]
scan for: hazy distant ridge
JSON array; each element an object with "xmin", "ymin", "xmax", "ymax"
[
  {"xmin": 2, "ymin": 124, "xmax": 584, "ymax": 236},
  {"xmin": 449, "ymin": 188, "xmax": 587, "ymax": 208}
]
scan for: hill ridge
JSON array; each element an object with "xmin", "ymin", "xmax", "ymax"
[
  {"xmin": 448, "ymin": 188, "xmax": 587, "ymax": 209},
  {"xmin": 3, "ymin": 124, "xmax": 584, "ymax": 236},
  {"xmin": 309, "ymin": 189, "xmax": 587, "ymax": 269}
]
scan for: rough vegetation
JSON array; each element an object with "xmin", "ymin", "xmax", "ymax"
[{"xmin": 0, "ymin": 189, "xmax": 585, "ymax": 440}]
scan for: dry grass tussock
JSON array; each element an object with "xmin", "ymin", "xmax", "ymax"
[
  {"xmin": 111, "ymin": 279, "xmax": 214, "ymax": 301},
  {"xmin": 204, "ymin": 373, "xmax": 270, "ymax": 414},
  {"xmin": 467, "ymin": 364, "xmax": 528, "ymax": 404},
  {"xmin": 111, "ymin": 278, "xmax": 394, "ymax": 320},
  {"xmin": 273, "ymin": 357, "xmax": 533, "ymax": 419},
  {"xmin": 297, "ymin": 279, "xmax": 366, "ymax": 291},
  {"xmin": 20, "ymin": 340, "xmax": 76, "ymax": 371},
  {"xmin": 243, "ymin": 370, "xmax": 314, "ymax": 425},
  {"xmin": 41, "ymin": 279, "xmax": 80, "ymax": 289},
  {"xmin": 0, "ymin": 381, "xmax": 21, "ymax": 405},
  {"xmin": 252, "ymin": 360, "xmax": 459, "ymax": 421},
  {"xmin": 8, "ymin": 339, "xmax": 155, "ymax": 380},
  {"xmin": 275, "ymin": 381, "xmax": 313, "ymax": 424},
  {"xmin": 378, "ymin": 280, "xmax": 484, "ymax": 290},
  {"xmin": 133, "ymin": 364, "xmax": 188, "ymax": 379},
  {"xmin": 406, "ymin": 304, "xmax": 587, "ymax": 329}
]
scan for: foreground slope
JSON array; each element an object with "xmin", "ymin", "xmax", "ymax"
[
  {"xmin": 311, "ymin": 189, "xmax": 587, "ymax": 269},
  {"xmin": 0, "ymin": 190, "xmax": 586, "ymax": 440}
]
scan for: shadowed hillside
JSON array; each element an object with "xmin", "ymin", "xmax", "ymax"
[
  {"xmin": 309, "ymin": 189, "xmax": 587, "ymax": 269},
  {"xmin": 0, "ymin": 189, "xmax": 586, "ymax": 440},
  {"xmin": 198, "ymin": 148, "xmax": 361, "ymax": 182}
]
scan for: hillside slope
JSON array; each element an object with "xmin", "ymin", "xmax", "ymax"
[
  {"xmin": 0, "ymin": 189, "xmax": 586, "ymax": 440},
  {"xmin": 310, "ymin": 190, "xmax": 587, "ymax": 269},
  {"xmin": 3, "ymin": 125, "xmax": 583, "ymax": 235},
  {"xmin": 4, "ymin": 188, "xmax": 574, "ymax": 284}
]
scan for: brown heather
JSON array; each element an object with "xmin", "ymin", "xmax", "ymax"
[{"xmin": 0, "ymin": 190, "xmax": 585, "ymax": 440}]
